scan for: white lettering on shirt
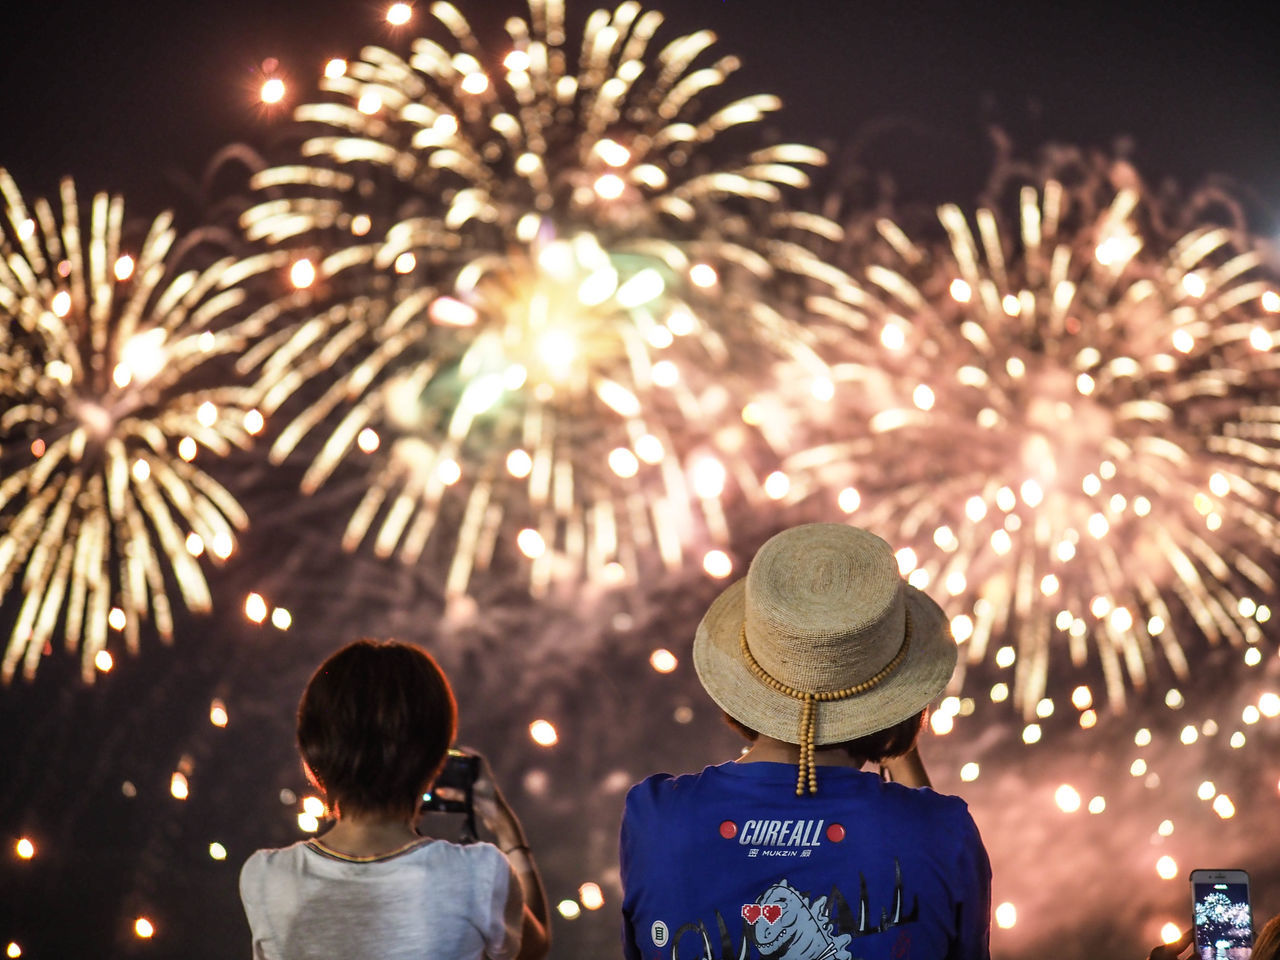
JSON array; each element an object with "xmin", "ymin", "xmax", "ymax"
[{"xmin": 736, "ymin": 819, "xmax": 825, "ymax": 849}]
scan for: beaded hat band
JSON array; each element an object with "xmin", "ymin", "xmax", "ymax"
[
  {"xmin": 739, "ymin": 610, "xmax": 913, "ymax": 795},
  {"xmin": 692, "ymin": 524, "xmax": 956, "ymax": 798}
]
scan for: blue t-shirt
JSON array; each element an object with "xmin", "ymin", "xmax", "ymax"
[{"xmin": 620, "ymin": 762, "xmax": 991, "ymax": 960}]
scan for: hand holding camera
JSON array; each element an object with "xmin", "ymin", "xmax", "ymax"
[{"xmin": 423, "ymin": 748, "xmax": 529, "ymax": 854}]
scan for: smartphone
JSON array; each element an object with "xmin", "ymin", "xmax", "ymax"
[
  {"xmin": 420, "ymin": 749, "xmax": 480, "ymax": 814},
  {"xmin": 1191, "ymin": 869, "xmax": 1254, "ymax": 960}
]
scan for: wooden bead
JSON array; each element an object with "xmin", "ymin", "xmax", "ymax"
[{"xmin": 739, "ymin": 614, "xmax": 915, "ymax": 795}]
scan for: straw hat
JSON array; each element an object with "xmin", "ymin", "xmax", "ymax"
[{"xmin": 693, "ymin": 523, "xmax": 955, "ymax": 792}]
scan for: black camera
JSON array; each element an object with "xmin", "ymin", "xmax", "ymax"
[
  {"xmin": 419, "ymin": 749, "xmax": 481, "ymax": 843},
  {"xmin": 420, "ymin": 749, "xmax": 480, "ymax": 814}
]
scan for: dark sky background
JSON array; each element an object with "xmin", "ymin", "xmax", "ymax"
[
  {"xmin": 1, "ymin": 2, "xmax": 1279, "ymax": 959},
  {"xmin": 2, "ymin": 1, "xmax": 1277, "ymax": 221}
]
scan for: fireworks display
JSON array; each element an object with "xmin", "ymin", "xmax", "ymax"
[
  {"xmin": 786, "ymin": 156, "xmax": 1280, "ymax": 713},
  {"xmin": 0, "ymin": 171, "xmax": 269, "ymax": 681},
  {"xmin": 1195, "ymin": 890, "xmax": 1252, "ymax": 936},
  {"xmin": 236, "ymin": 0, "xmax": 855, "ymax": 598},
  {"xmin": 3, "ymin": 3, "xmax": 1280, "ymax": 960}
]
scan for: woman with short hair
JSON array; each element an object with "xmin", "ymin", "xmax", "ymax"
[{"xmin": 240, "ymin": 639, "xmax": 549, "ymax": 960}]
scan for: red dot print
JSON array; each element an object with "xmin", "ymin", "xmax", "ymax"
[
  {"xmin": 719, "ymin": 820, "xmax": 737, "ymax": 839},
  {"xmin": 826, "ymin": 823, "xmax": 845, "ymax": 842}
]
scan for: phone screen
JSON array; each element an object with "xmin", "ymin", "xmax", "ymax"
[{"xmin": 1193, "ymin": 880, "xmax": 1254, "ymax": 959}]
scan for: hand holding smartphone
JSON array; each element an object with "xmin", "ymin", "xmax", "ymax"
[{"xmin": 1191, "ymin": 869, "xmax": 1254, "ymax": 960}]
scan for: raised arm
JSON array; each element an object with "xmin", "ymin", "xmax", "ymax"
[{"xmin": 471, "ymin": 753, "xmax": 550, "ymax": 960}]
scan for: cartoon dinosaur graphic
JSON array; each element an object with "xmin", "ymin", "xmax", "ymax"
[{"xmin": 749, "ymin": 880, "xmax": 854, "ymax": 960}]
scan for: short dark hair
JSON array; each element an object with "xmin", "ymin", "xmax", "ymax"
[
  {"xmin": 722, "ymin": 708, "xmax": 926, "ymax": 765},
  {"xmin": 297, "ymin": 639, "xmax": 457, "ymax": 818}
]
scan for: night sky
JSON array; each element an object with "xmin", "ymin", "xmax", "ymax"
[
  {"xmin": 1, "ymin": 2, "xmax": 1279, "ymax": 958},
  {"xmin": 4, "ymin": 2, "xmax": 1277, "ymax": 218}
]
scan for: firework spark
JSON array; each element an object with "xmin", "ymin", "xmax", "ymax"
[
  {"xmin": 788, "ymin": 157, "xmax": 1280, "ymax": 713},
  {"xmin": 237, "ymin": 0, "xmax": 856, "ymax": 598},
  {"xmin": 0, "ymin": 171, "xmax": 269, "ymax": 681}
]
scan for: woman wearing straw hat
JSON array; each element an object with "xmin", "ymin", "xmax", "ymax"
[{"xmin": 620, "ymin": 523, "xmax": 991, "ymax": 960}]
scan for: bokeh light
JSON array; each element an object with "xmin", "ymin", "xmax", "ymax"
[
  {"xmin": 649, "ymin": 649, "xmax": 678, "ymax": 673},
  {"xmin": 557, "ymin": 900, "xmax": 581, "ymax": 920},
  {"xmin": 244, "ymin": 593, "xmax": 268, "ymax": 624},
  {"xmin": 703, "ymin": 550, "xmax": 733, "ymax": 579},
  {"xmin": 1054, "ymin": 784, "xmax": 1081, "ymax": 813},
  {"xmin": 995, "ymin": 902, "xmax": 1017, "ymax": 929},
  {"xmin": 260, "ymin": 77, "xmax": 285, "ymax": 104},
  {"xmin": 529, "ymin": 720, "xmax": 558, "ymax": 747}
]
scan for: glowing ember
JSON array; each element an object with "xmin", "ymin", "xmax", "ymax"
[
  {"xmin": 1212, "ymin": 794, "xmax": 1236, "ymax": 819},
  {"xmin": 649, "ymin": 649, "xmax": 678, "ymax": 673},
  {"xmin": 995, "ymin": 902, "xmax": 1017, "ymax": 929},
  {"xmin": 703, "ymin": 550, "xmax": 733, "ymax": 579},
  {"xmin": 244, "ymin": 593, "xmax": 268, "ymax": 624},
  {"xmin": 529, "ymin": 719, "xmax": 558, "ymax": 746},
  {"xmin": 261, "ymin": 77, "xmax": 285, "ymax": 104},
  {"xmin": 289, "ymin": 259, "xmax": 316, "ymax": 289},
  {"xmin": 557, "ymin": 899, "xmax": 581, "ymax": 920},
  {"xmin": 1054, "ymin": 784, "xmax": 1082, "ymax": 813}
]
